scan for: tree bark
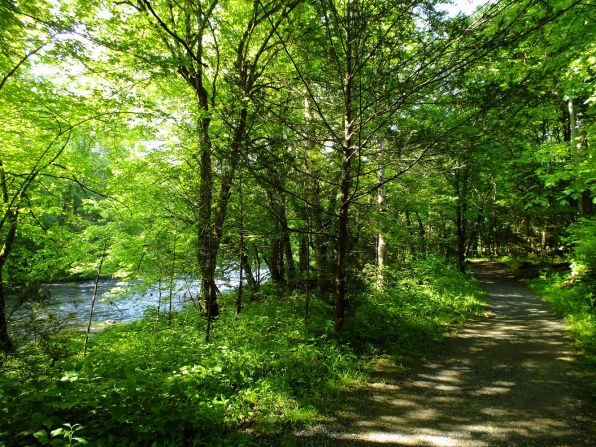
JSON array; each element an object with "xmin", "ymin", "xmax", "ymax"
[
  {"xmin": 267, "ymin": 234, "xmax": 285, "ymax": 283},
  {"xmin": 0, "ymin": 159, "xmax": 17, "ymax": 352},
  {"xmin": 455, "ymin": 168, "xmax": 469, "ymax": 273},
  {"xmin": 405, "ymin": 210, "xmax": 417, "ymax": 258},
  {"xmin": 237, "ymin": 177, "xmax": 244, "ymax": 314},
  {"xmin": 83, "ymin": 242, "xmax": 109, "ymax": 357},
  {"xmin": 376, "ymin": 142, "xmax": 387, "ymax": 289},
  {"xmin": 241, "ymin": 255, "xmax": 258, "ymax": 300},
  {"xmin": 0, "ymin": 268, "xmax": 13, "ymax": 352},
  {"xmin": 568, "ymin": 97, "xmax": 593, "ymax": 216},
  {"xmin": 415, "ymin": 212, "xmax": 426, "ymax": 256},
  {"xmin": 310, "ymin": 182, "xmax": 332, "ymax": 294},
  {"xmin": 334, "ymin": 4, "xmax": 355, "ymax": 333}
]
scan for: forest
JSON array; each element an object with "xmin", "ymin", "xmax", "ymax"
[{"xmin": 0, "ymin": 0, "xmax": 594, "ymax": 446}]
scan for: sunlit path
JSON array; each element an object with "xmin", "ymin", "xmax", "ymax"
[{"xmin": 271, "ymin": 261, "xmax": 594, "ymax": 446}]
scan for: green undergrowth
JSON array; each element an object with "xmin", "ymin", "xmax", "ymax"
[
  {"xmin": 0, "ymin": 257, "xmax": 487, "ymax": 447},
  {"xmin": 529, "ymin": 274, "xmax": 596, "ymax": 370},
  {"xmin": 343, "ymin": 256, "xmax": 488, "ymax": 359}
]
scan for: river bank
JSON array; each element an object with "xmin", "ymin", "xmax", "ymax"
[
  {"xmin": 5, "ymin": 267, "xmax": 264, "ymax": 337},
  {"xmin": 0, "ymin": 257, "xmax": 488, "ymax": 446}
]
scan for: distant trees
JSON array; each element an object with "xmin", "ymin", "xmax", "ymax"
[
  {"xmin": 0, "ymin": 0, "xmax": 592, "ymax": 351},
  {"xmin": 0, "ymin": 0, "xmax": 75, "ymax": 350}
]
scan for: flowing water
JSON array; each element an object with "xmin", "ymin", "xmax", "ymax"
[{"xmin": 6, "ymin": 268, "xmax": 265, "ymax": 332}]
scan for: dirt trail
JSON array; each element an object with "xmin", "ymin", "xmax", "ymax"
[{"xmin": 261, "ymin": 261, "xmax": 594, "ymax": 446}]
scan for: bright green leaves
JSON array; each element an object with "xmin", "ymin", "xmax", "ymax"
[{"xmin": 565, "ymin": 217, "xmax": 596, "ymax": 277}]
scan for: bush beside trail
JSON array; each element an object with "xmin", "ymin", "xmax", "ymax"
[{"xmin": 0, "ymin": 257, "xmax": 487, "ymax": 447}]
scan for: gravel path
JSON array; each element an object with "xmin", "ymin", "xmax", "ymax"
[{"xmin": 258, "ymin": 261, "xmax": 594, "ymax": 446}]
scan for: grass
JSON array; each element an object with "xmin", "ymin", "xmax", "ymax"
[{"xmin": 0, "ymin": 257, "xmax": 487, "ymax": 447}]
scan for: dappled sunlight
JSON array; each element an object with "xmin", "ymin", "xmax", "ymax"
[
  {"xmin": 419, "ymin": 371, "xmax": 462, "ymax": 383},
  {"xmin": 345, "ymin": 432, "xmax": 464, "ymax": 446},
  {"xmin": 470, "ymin": 385, "xmax": 512, "ymax": 396},
  {"xmin": 478, "ymin": 407, "xmax": 512, "ymax": 417},
  {"xmin": 290, "ymin": 262, "xmax": 592, "ymax": 447}
]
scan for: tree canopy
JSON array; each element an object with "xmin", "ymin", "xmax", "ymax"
[{"xmin": 0, "ymin": 0, "xmax": 593, "ymax": 363}]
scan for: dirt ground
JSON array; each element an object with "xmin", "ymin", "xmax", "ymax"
[{"xmin": 256, "ymin": 261, "xmax": 595, "ymax": 446}]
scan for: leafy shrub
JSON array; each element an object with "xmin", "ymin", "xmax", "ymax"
[
  {"xmin": 0, "ymin": 257, "xmax": 486, "ymax": 446},
  {"xmin": 343, "ymin": 256, "xmax": 487, "ymax": 357},
  {"xmin": 0, "ymin": 292, "xmax": 365, "ymax": 446},
  {"xmin": 566, "ymin": 217, "xmax": 596, "ymax": 280}
]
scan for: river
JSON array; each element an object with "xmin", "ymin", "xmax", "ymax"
[{"xmin": 6, "ymin": 268, "xmax": 264, "ymax": 332}]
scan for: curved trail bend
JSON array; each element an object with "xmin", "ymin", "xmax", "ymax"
[{"xmin": 267, "ymin": 261, "xmax": 594, "ymax": 446}]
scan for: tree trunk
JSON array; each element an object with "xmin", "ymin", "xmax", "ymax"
[
  {"xmin": 168, "ymin": 234, "xmax": 176, "ymax": 324},
  {"xmin": 267, "ymin": 234, "xmax": 285, "ymax": 283},
  {"xmin": 310, "ymin": 183, "xmax": 331, "ymax": 294},
  {"xmin": 0, "ymin": 159, "xmax": 17, "ymax": 352},
  {"xmin": 568, "ymin": 97, "xmax": 593, "ymax": 216},
  {"xmin": 376, "ymin": 143, "xmax": 387, "ymax": 289},
  {"xmin": 0, "ymin": 267, "xmax": 13, "ymax": 352},
  {"xmin": 334, "ymin": 168, "xmax": 350, "ymax": 332},
  {"xmin": 0, "ymin": 223, "xmax": 17, "ymax": 352},
  {"xmin": 299, "ymin": 232, "xmax": 308, "ymax": 274},
  {"xmin": 237, "ymin": 178, "xmax": 244, "ymax": 315},
  {"xmin": 242, "ymin": 255, "xmax": 258, "ymax": 300},
  {"xmin": 279, "ymin": 197, "xmax": 296, "ymax": 284},
  {"xmin": 334, "ymin": 11, "xmax": 355, "ymax": 332},
  {"xmin": 405, "ymin": 210, "xmax": 417, "ymax": 258},
  {"xmin": 197, "ymin": 122, "xmax": 219, "ymax": 323},
  {"xmin": 415, "ymin": 212, "xmax": 426, "ymax": 256},
  {"xmin": 156, "ymin": 274, "xmax": 162, "ymax": 321},
  {"xmin": 455, "ymin": 168, "xmax": 469, "ymax": 273},
  {"xmin": 83, "ymin": 242, "xmax": 109, "ymax": 357}
]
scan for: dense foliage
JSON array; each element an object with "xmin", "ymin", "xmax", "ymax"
[
  {"xmin": 0, "ymin": 258, "xmax": 485, "ymax": 446},
  {"xmin": 0, "ymin": 0, "xmax": 593, "ymax": 444}
]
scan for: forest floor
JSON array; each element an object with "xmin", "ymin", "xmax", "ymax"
[{"xmin": 256, "ymin": 261, "xmax": 595, "ymax": 446}]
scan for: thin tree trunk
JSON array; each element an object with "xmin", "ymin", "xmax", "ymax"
[
  {"xmin": 305, "ymin": 214, "xmax": 311, "ymax": 323},
  {"xmin": 310, "ymin": 184, "xmax": 329, "ymax": 294},
  {"xmin": 253, "ymin": 243, "xmax": 261, "ymax": 285},
  {"xmin": 156, "ymin": 275, "xmax": 162, "ymax": 321},
  {"xmin": 455, "ymin": 168, "xmax": 469, "ymax": 273},
  {"xmin": 242, "ymin": 255, "xmax": 258, "ymax": 299},
  {"xmin": 237, "ymin": 176, "xmax": 244, "ymax": 315},
  {"xmin": 568, "ymin": 97, "xmax": 592, "ymax": 215},
  {"xmin": 277, "ymin": 189, "xmax": 296, "ymax": 284},
  {"xmin": 415, "ymin": 212, "xmax": 426, "ymax": 256},
  {"xmin": 168, "ymin": 234, "xmax": 177, "ymax": 324},
  {"xmin": 0, "ymin": 268, "xmax": 13, "ymax": 352},
  {"xmin": 376, "ymin": 142, "xmax": 387, "ymax": 289},
  {"xmin": 0, "ymin": 159, "xmax": 17, "ymax": 352},
  {"xmin": 0, "ymin": 222, "xmax": 16, "ymax": 352},
  {"xmin": 237, "ymin": 251, "xmax": 244, "ymax": 315},
  {"xmin": 405, "ymin": 210, "xmax": 416, "ymax": 258},
  {"xmin": 83, "ymin": 242, "xmax": 109, "ymax": 357},
  {"xmin": 334, "ymin": 2, "xmax": 355, "ymax": 333}
]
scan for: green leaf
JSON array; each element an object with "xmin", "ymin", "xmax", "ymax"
[
  {"xmin": 33, "ymin": 429, "xmax": 50, "ymax": 443},
  {"xmin": 50, "ymin": 427, "xmax": 65, "ymax": 437}
]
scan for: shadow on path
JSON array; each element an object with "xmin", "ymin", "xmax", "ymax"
[{"xmin": 259, "ymin": 261, "xmax": 594, "ymax": 446}]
